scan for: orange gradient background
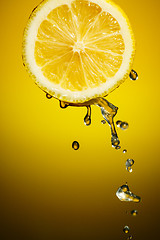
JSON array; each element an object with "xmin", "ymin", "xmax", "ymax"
[{"xmin": 0, "ymin": 0, "xmax": 159, "ymax": 239}]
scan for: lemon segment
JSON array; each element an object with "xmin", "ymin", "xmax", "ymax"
[{"xmin": 23, "ymin": 0, "xmax": 135, "ymax": 103}]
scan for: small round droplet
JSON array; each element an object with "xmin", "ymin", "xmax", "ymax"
[
  {"xmin": 72, "ymin": 141, "xmax": 79, "ymax": 150},
  {"xmin": 127, "ymin": 236, "xmax": 133, "ymax": 240},
  {"xmin": 129, "ymin": 69, "xmax": 138, "ymax": 81},
  {"xmin": 46, "ymin": 93, "xmax": 52, "ymax": 99},
  {"xmin": 116, "ymin": 120, "xmax": 122, "ymax": 127},
  {"xmin": 120, "ymin": 121, "xmax": 129, "ymax": 130},
  {"xmin": 123, "ymin": 149, "xmax": 127, "ymax": 153},
  {"xmin": 101, "ymin": 120, "xmax": 106, "ymax": 124},
  {"xmin": 123, "ymin": 226, "xmax": 130, "ymax": 234},
  {"xmin": 131, "ymin": 210, "xmax": 138, "ymax": 216},
  {"xmin": 115, "ymin": 145, "xmax": 121, "ymax": 150}
]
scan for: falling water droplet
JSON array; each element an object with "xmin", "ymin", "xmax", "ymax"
[
  {"xmin": 115, "ymin": 145, "xmax": 121, "ymax": 150},
  {"xmin": 131, "ymin": 210, "xmax": 138, "ymax": 216},
  {"xmin": 60, "ymin": 101, "xmax": 69, "ymax": 109},
  {"xmin": 123, "ymin": 226, "xmax": 130, "ymax": 234},
  {"xmin": 84, "ymin": 106, "xmax": 91, "ymax": 126},
  {"xmin": 72, "ymin": 141, "xmax": 79, "ymax": 150},
  {"xmin": 123, "ymin": 149, "xmax": 127, "ymax": 153},
  {"xmin": 116, "ymin": 120, "xmax": 122, "ymax": 127},
  {"xmin": 116, "ymin": 184, "xmax": 141, "ymax": 202},
  {"xmin": 46, "ymin": 93, "xmax": 53, "ymax": 99},
  {"xmin": 126, "ymin": 159, "xmax": 134, "ymax": 172},
  {"xmin": 127, "ymin": 236, "xmax": 133, "ymax": 240},
  {"xmin": 120, "ymin": 122, "xmax": 129, "ymax": 130},
  {"xmin": 101, "ymin": 120, "xmax": 106, "ymax": 124},
  {"xmin": 129, "ymin": 69, "xmax": 138, "ymax": 81}
]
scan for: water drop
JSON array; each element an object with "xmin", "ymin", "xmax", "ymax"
[
  {"xmin": 123, "ymin": 226, "xmax": 130, "ymax": 234},
  {"xmin": 131, "ymin": 210, "xmax": 138, "ymax": 216},
  {"xmin": 115, "ymin": 145, "xmax": 121, "ymax": 150},
  {"xmin": 46, "ymin": 93, "xmax": 53, "ymax": 99},
  {"xmin": 120, "ymin": 121, "xmax": 129, "ymax": 130},
  {"xmin": 127, "ymin": 236, "xmax": 133, "ymax": 240},
  {"xmin": 126, "ymin": 159, "xmax": 134, "ymax": 172},
  {"xmin": 60, "ymin": 101, "xmax": 69, "ymax": 109},
  {"xmin": 101, "ymin": 120, "xmax": 106, "ymax": 124},
  {"xmin": 123, "ymin": 149, "xmax": 127, "ymax": 153},
  {"xmin": 116, "ymin": 120, "xmax": 122, "ymax": 127},
  {"xmin": 72, "ymin": 141, "xmax": 79, "ymax": 150},
  {"xmin": 84, "ymin": 106, "xmax": 91, "ymax": 126},
  {"xmin": 129, "ymin": 69, "xmax": 138, "ymax": 81},
  {"xmin": 116, "ymin": 184, "xmax": 141, "ymax": 202}
]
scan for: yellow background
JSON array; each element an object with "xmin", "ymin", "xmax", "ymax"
[{"xmin": 0, "ymin": 0, "xmax": 159, "ymax": 239}]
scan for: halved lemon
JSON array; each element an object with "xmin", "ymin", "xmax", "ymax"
[{"xmin": 23, "ymin": 0, "xmax": 135, "ymax": 103}]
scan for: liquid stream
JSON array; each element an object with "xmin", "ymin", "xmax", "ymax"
[{"xmin": 59, "ymin": 97, "xmax": 120, "ymax": 148}]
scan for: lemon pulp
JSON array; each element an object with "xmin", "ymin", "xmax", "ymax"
[{"xmin": 23, "ymin": 0, "xmax": 135, "ymax": 103}]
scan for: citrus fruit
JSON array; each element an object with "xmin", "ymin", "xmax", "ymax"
[{"xmin": 23, "ymin": 0, "xmax": 135, "ymax": 103}]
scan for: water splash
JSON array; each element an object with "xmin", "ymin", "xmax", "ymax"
[
  {"xmin": 126, "ymin": 159, "xmax": 134, "ymax": 172},
  {"xmin": 95, "ymin": 98, "xmax": 120, "ymax": 148},
  {"xmin": 58, "ymin": 97, "xmax": 120, "ymax": 149},
  {"xmin": 129, "ymin": 69, "xmax": 138, "ymax": 81},
  {"xmin": 116, "ymin": 184, "xmax": 141, "ymax": 202},
  {"xmin": 72, "ymin": 141, "xmax": 79, "ymax": 150},
  {"xmin": 84, "ymin": 106, "xmax": 91, "ymax": 126}
]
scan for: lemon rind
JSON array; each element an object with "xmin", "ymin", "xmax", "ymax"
[{"xmin": 22, "ymin": 0, "xmax": 135, "ymax": 103}]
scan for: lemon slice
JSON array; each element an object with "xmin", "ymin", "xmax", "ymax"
[{"xmin": 23, "ymin": 0, "xmax": 135, "ymax": 103}]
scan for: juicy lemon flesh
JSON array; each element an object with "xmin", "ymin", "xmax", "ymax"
[{"xmin": 34, "ymin": 0, "xmax": 125, "ymax": 92}]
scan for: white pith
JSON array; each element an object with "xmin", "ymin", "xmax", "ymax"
[{"xmin": 24, "ymin": 0, "xmax": 134, "ymax": 102}]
